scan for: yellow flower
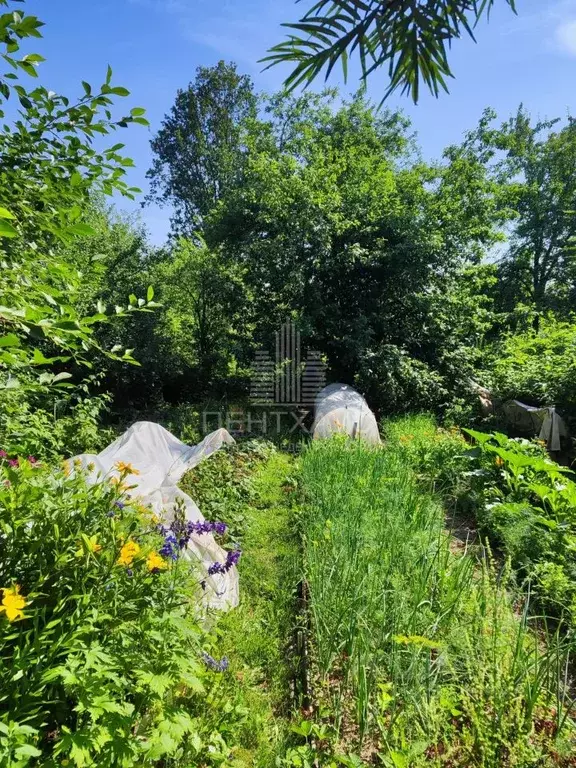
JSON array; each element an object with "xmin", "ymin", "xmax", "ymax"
[
  {"xmin": 0, "ymin": 585, "xmax": 27, "ymax": 622},
  {"xmin": 146, "ymin": 551, "xmax": 167, "ymax": 572},
  {"xmin": 110, "ymin": 477, "xmax": 129, "ymax": 491},
  {"xmin": 87, "ymin": 535, "xmax": 101, "ymax": 553},
  {"xmin": 75, "ymin": 535, "xmax": 102, "ymax": 558},
  {"xmin": 151, "ymin": 514, "xmax": 160, "ymax": 525},
  {"xmin": 115, "ymin": 461, "xmax": 140, "ymax": 476},
  {"xmin": 61, "ymin": 460, "xmax": 71, "ymax": 477},
  {"xmin": 117, "ymin": 540, "xmax": 140, "ymax": 566}
]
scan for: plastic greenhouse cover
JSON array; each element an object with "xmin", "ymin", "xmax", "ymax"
[
  {"xmin": 312, "ymin": 383, "xmax": 381, "ymax": 445},
  {"xmin": 70, "ymin": 422, "xmax": 239, "ymax": 610}
]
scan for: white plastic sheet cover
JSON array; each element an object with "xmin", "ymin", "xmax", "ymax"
[
  {"xmin": 71, "ymin": 422, "xmax": 239, "ymax": 610},
  {"xmin": 312, "ymin": 383, "xmax": 381, "ymax": 445},
  {"xmin": 501, "ymin": 401, "xmax": 568, "ymax": 452}
]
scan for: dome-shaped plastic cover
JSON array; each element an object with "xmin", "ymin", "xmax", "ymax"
[{"xmin": 312, "ymin": 384, "xmax": 381, "ymax": 444}]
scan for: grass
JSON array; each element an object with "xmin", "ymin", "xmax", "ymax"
[
  {"xmin": 173, "ymin": 424, "xmax": 576, "ymax": 766},
  {"xmin": 299, "ymin": 431, "xmax": 576, "ymax": 766},
  {"xmin": 180, "ymin": 444, "xmax": 301, "ymax": 766}
]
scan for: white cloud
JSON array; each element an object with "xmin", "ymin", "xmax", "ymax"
[{"xmin": 554, "ymin": 18, "xmax": 576, "ymax": 55}]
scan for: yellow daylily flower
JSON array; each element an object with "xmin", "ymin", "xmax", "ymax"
[
  {"xmin": 75, "ymin": 535, "xmax": 102, "ymax": 557},
  {"xmin": 146, "ymin": 552, "xmax": 167, "ymax": 572},
  {"xmin": 0, "ymin": 585, "xmax": 27, "ymax": 622},
  {"xmin": 115, "ymin": 462, "xmax": 140, "ymax": 476},
  {"xmin": 117, "ymin": 540, "xmax": 140, "ymax": 566}
]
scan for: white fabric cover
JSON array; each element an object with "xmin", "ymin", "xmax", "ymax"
[
  {"xmin": 312, "ymin": 383, "xmax": 381, "ymax": 444},
  {"xmin": 501, "ymin": 401, "xmax": 568, "ymax": 452},
  {"xmin": 71, "ymin": 422, "xmax": 238, "ymax": 610}
]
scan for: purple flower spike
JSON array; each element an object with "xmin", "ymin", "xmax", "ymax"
[
  {"xmin": 208, "ymin": 548, "xmax": 241, "ymax": 577},
  {"xmin": 202, "ymin": 651, "xmax": 229, "ymax": 673},
  {"xmin": 0, "ymin": 450, "xmax": 7, "ymax": 459}
]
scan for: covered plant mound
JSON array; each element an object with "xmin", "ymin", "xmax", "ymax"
[{"xmin": 312, "ymin": 384, "xmax": 381, "ymax": 445}]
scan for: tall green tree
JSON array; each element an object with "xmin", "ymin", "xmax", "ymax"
[
  {"xmin": 146, "ymin": 61, "xmax": 258, "ymax": 236},
  {"xmin": 265, "ymin": 0, "xmax": 517, "ymax": 102},
  {"xmin": 207, "ymin": 90, "xmax": 501, "ymax": 411},
  {"xmin": 0, "ymin": 0, "xmax": 154, "ymax": 393},
  {"xmin": 459, "ymin": 107, "xmax": 576, "ymax": 321}
]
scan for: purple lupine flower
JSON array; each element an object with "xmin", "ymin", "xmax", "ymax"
[
  {"xmin": 114, "ymin": 501, "xmax": 124, "ymax": 510},
  {"xmin": 226, "ymin": 548, "xmax": 242, "ymax": 569},
  {"xmin": 28, "ymin": 456, "xmax": 37, "ymax": 464},
  {"xmin": 0, "ymin": 450, "xmax": 7, "ymax": 459},
  {"xmin": 107, "ymin": 510, "xmax": 115, "ymax": 518},
  {"xmin": 7, "ymin": 459, "xmax": 18, "ymax": 468},
  {"xmin": 202, "ymin": 652, "xmax": 229, "ymax": 673},
  {"xmin": 208, "ymin": 561, "xmax": 224, "ymax": 576},
  {"xmin": 126, "ymin": 569, "xmax": 133, "ymax": 578},
  {"xmin": 208, "ymin": 547, "xmax": 241, "ymax": 576},
  {"xmin": 164, "ymin": 518, "xmax": 228, "ymax": 553},
  {"xmin": 159, "ymin": 528, "xmax": 179, "ymax": 561}
]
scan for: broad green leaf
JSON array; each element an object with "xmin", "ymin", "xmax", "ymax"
[
  {"xmin": 0, "ymin": 333, "xmax": 20, "ymax": 347},
  {"xmin": 0, "ymin": 219, "xmax": 18, "ymax": 237}
]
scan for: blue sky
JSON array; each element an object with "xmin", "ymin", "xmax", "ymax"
[{"xmin": 23, "ymin": 0, "xmax": 576, "ymax": 243}]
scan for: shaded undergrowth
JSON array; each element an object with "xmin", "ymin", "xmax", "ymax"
[{"xmin": 180, "ymin": 442, "xmax": 300, "ymax": 766}]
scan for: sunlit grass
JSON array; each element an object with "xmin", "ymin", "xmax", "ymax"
[{"xmin": 300, "ymin": 433, "xmax": 576, "ymax": 764}]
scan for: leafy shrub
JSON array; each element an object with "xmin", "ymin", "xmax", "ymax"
[
  {"xmin": 386, "ymin": 418, "xmax": 576, "ymax": 629},
  {"xmin": 383, "ymin": 414, "xmax": 470, "ymax": 504},
  {"xmin": 0, "ymin": 388, "xmax": 115, "ymax": 462},
  {"xmin": 357, "ymin": 345, "xmax": 449, "ymax": 415},
  {"xmin": 0, "ymin": 454, "xmax": 237, "ymax": 766},
  {"xmin": 488, "ymin": 317, "xmax": 576, "ymax": 421},
  {"xmin": 463, "ymin": 429, "xmax": 576, "ymax": 626},
  {"xmin": 180, "ymin": 440, "xmax": 277, "ymax": 541}
]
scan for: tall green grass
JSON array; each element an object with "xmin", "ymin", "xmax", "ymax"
[{"xmin": 300, "ymin": 433, "xmax": 575, "ymax": 765}]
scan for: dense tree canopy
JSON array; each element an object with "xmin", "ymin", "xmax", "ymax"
[{"xmin": 146, "ymin": 61, "xmax": 257, "ymax": 236}]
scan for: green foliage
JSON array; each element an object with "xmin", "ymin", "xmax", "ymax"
[
  {"xmin": 0, "ymin": 386, "xmax": 114, "ymax": 461},
  {"xmin": 265, "ymin": 0, "xmax": 517, "ymax": 102},
  {"xmin": 202, "ymin": 89, "xmax": 499, "ymax": 412},
  {"xmin": 146, "ymin": 60, "xmax": 257, "ymax": 235},
  {"xmin": 150, "ymin": 239, "xmax": 251, "ymax": 396},
  {"xmin": 180, "ymin": 440, "xmax": 276, "ymax": 541},
  {"xmin": 457, "ymin": 106, "xmax": 576, "ymax": 318},
  {"xmin": 298, "ymin": 434, "xmax": 575, "ymax": 763},
  {"xmin": 383, "ymin": 414, "xmax": 470, "ymax": 500},
  {"xmin": 487, "ymin": 316, "xmax": 576, "ymax": 420},
  {"xmin": 0, "ymin": 456, "xmax": 215, "ymax": 766},
  {"xmin": 463, "ymin": 428, "xmax": 576, "ymax": 626},
  {"xmin": 0, "ymin": 0, "xmax": 155, "ymax": 402}
]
